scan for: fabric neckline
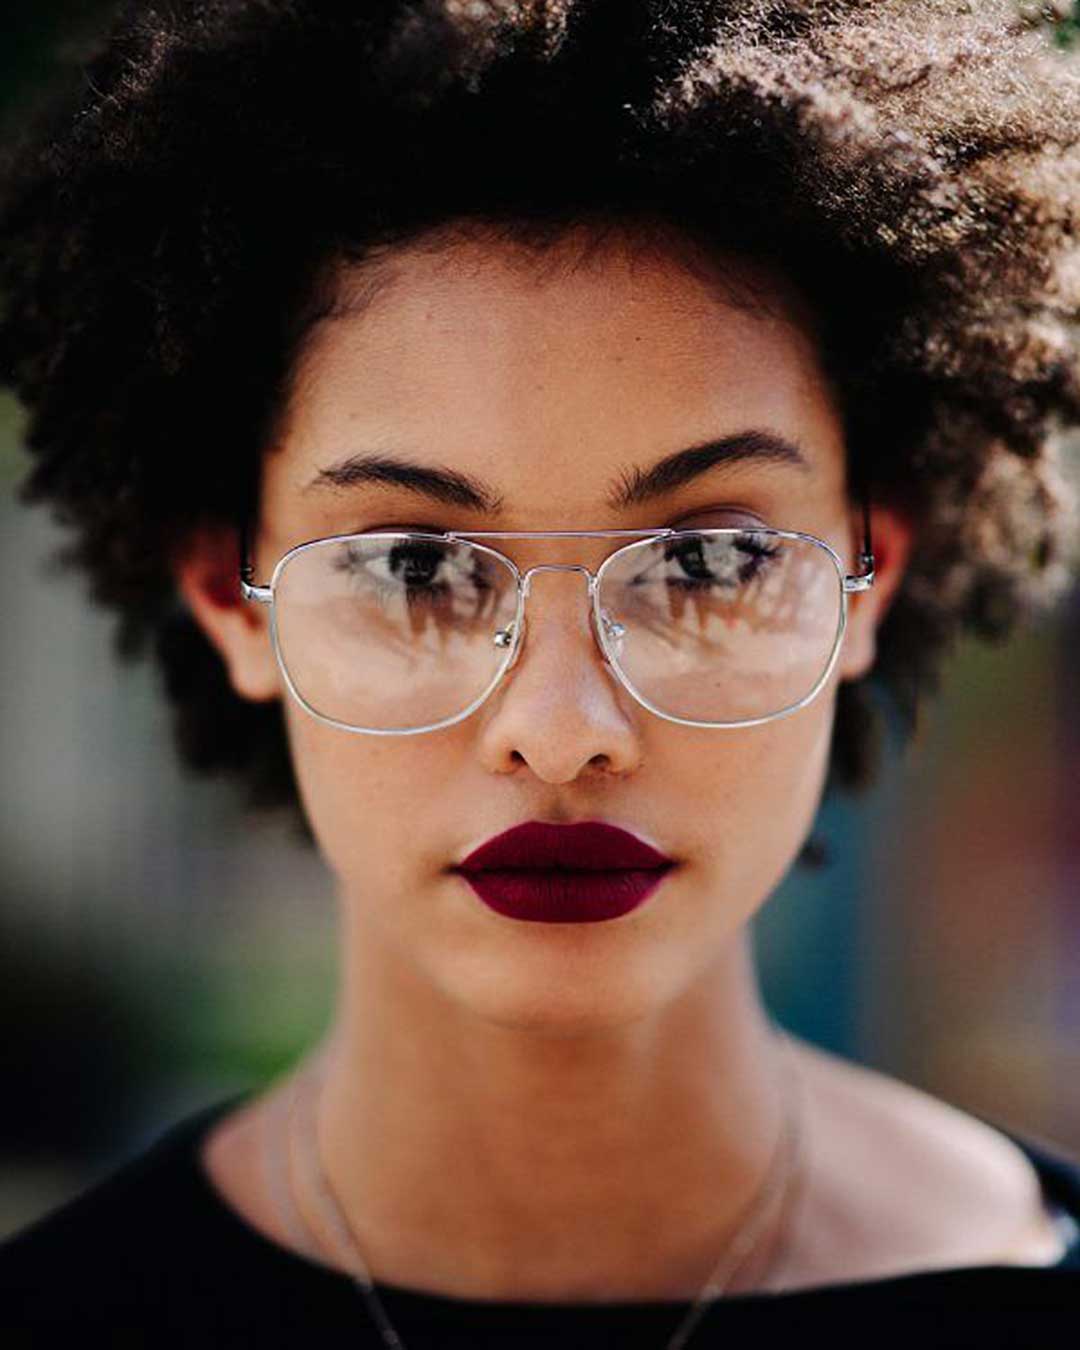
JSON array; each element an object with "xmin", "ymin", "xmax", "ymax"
[{"xmin": 180, "ymin": 1088, "xmax": 1080, "ymax": 1316}]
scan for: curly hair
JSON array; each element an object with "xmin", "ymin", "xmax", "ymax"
[{"xmin": 2, "ymin": 0, "xmax": 1079, "ymax": 864}]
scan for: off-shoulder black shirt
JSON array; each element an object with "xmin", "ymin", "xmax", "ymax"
[{"xmin": 2, "ymin": 1092, "xmax": 1080, "ymax": 1347}]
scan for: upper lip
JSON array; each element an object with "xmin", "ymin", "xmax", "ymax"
[{"xmin": 453, "ymin": 820, "xmax": 676, "ymax": 872}]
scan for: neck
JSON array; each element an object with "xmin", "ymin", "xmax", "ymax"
[{"xmin": 294, "ymin": 916, "xmax": 801, "ymax": 1303}]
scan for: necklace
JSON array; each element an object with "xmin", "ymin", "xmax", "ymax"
[{"xmin": 267, "ymin": 1021, "xmax": 805, "ymax": 1350}]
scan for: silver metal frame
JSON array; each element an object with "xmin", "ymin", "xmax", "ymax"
[{"xmin": 239, "ymin": 515, "xmax": 875, "ymax": 736}]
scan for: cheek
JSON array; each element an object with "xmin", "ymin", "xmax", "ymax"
[
  {"xmin": 280, "ymin": 679, "xmax": 837, "ymax": 940},
  {"xmin": 282, "ymin": 701, "xmax": 445, "ymax": 885},
  {"xmin": 688, "ymin": 689, "xmax": 836, "ymax": 909}
]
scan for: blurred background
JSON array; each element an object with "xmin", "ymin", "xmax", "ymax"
[{"xmin": 2, "ymin": 0, "xmax": 1079, "ymax": 1242}]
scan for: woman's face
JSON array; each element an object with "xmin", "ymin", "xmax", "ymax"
[{"xmin": 183, "ymin": 222, "xmax": 911, "ymax": 1032}]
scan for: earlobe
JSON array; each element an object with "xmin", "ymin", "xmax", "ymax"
[
  {"xmin": 171, "ymin": 522, "xmax": 281, "ymax": 703},
  {"xmin": 836, "ymin": 502, "xmax": 916, "ymax": 684}
]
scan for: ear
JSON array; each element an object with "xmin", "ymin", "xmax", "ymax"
[
  {"xmin": 171, "ymin": 522, "xmax": 281, "ymax": 702},
  {"xmin": 835, "ymin": 499, "xmax": 916, "ymax": 683}
]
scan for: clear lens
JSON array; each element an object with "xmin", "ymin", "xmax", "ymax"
[
  {"xmin": 273, "ymin": 534, "xmax": 520, "ymax": 731},
  {"xmin": 596, "ymin": 530, "xmax": 842, "ymax": 725},
  {"xmin": 270, "ymin": 530, "xmax": 843, "ymax": 732}
]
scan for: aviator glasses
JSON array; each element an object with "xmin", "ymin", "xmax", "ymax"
[{"xmin": 239, "ymin": 489, "xmax": 875, "ymax": 735}]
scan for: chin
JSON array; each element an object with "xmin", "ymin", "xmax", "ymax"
[{"xmin": 424, "ymin": 935, "xmax": 700, "ymax": 1036}]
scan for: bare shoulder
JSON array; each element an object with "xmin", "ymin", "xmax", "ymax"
[{"xmin": 778, "ymin": 1035, "xmax": 1066, "ymax": 1287}]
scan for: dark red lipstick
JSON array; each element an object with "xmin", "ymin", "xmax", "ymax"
[{"xmin": 451, "ymin": 820, "xmax": 677, "ymax": 923}]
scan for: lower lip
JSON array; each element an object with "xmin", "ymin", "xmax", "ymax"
[{"xmin": 453, "ymin": 866, "xmax": 676, "ymax": 923}]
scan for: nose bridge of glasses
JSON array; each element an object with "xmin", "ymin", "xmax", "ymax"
[
  {"xmin": 519, "ymin": 561, "xmax": 597, "ymax": 603},
  {"xmin": 503, "ymin": 561, "xmax": 619, "ymax": 671}
]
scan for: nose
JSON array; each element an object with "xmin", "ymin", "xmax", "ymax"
[{"xmin": 474, "ymin": 564, "xmax": 643, "ymax": 781}]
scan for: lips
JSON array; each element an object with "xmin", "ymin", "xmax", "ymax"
[
  {"xmin": 451, "ymin": 820, "xmax": 677, "ymax": 923},
  {"xmin": 456, "ymin": 820, "xmax": 675, "ymax": 872}
]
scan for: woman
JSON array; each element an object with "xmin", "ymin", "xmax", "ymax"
[{"xmin": 2, "ymin": 0, "xmax": 1080, "ymax": 1343}]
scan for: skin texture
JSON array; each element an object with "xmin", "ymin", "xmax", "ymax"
[{"xmin": 175, "ymin": 226, "xmax": 1062, "ymax": 1299}]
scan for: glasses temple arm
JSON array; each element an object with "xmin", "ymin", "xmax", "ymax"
[
  {"xmin": 237, "ymin": 514, "xmax": 273, "ymax": 603},
  {"xmin": 850, "ymin": 478, "xmax": 875, "ymax": 590},
  {"xmin": 239, "ymin": 515, "xmax": 254, "ymax": 587}
]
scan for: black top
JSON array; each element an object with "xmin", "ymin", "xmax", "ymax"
[{"xmin": 2, "ymin": 1091, "xmax": 1080, "ymax": 1347}]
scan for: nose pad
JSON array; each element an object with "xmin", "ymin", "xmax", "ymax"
[
  {"xmin": 600, "ymin": 612, "xmax": 627, "ymax": 653},
  {"xmin": 495, "ymin": 617, "xmax": 524, "ymax": 672},
  {"xmin": 491, "ymin": 605, "xmax": 627, "ymax": 677}
]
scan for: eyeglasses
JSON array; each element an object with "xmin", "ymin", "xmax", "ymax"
[{"xmin": 238, "ymin": 490, "xmax": 874, "ymax": 735}]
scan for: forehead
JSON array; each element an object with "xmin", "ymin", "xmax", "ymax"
[
  {"xmin": 271, "ymin": 221, "xmax": 847, "ymax": 514},
  {"xmin": 294, "ymin": 219, "xmax": 829, "ymax": 386}
]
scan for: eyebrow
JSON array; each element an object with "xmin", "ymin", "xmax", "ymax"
[{"xmin": 304, "ymin": 429, "xmax": 812, "ymax": 513}]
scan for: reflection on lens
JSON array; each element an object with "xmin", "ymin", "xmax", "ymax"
[
  {"xmin": 598, "ymin": 531, "xmax": 842, "ymax": 724},
  {"xmin": 273, "ymin": 535, "xmax": 520, "ymax": 731}
]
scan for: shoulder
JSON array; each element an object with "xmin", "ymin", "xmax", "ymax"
[{"xmin": 783, "ymin": 1035, "xmax": 1080, "ymax": 1288}]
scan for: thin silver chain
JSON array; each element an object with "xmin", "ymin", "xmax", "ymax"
[{"xmin": 267, "ymin": 1022, "xmax": 806, "ymax": 1350}]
